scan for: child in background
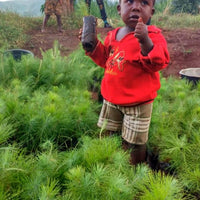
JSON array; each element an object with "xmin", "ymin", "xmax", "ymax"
[{"xmin": 79, "ymin": 0, "xmax": 170, "ymax": 165}]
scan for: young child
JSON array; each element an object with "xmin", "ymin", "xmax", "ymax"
[{"xmin": 80, "ymin": 0, "xmax": 170, "ymax": 165}]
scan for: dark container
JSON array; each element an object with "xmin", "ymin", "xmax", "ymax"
[
  {"xmin": 4, "ymin": 49, "xmax": 34, "ymax": 61},
  {"xmin": 81, "ymin": 15, "xmax": 97, "ymax": 52},
  {"xmin": 179, "ymin": 68, "xmax": 200, "ymax": 86}
]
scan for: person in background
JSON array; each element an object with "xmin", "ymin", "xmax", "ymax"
[
  {"xmin": 85, "ymin": 0, "xmax": 112, "ymax": 28},
  {"xmin": 80, "ymin": 0, "xmax": 169, "ymax": 165},
  {"xmin": 41, "ymin": 0, "xmax": 63, "ymax": 32}
]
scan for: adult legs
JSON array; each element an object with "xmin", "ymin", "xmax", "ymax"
[
  {"xmin": 96, "ymin": 0, "xmax": 112, "ymax": 28},
  {"xmin": 85, "ymin": 0, "xmax": 112, "ymax": 28},
  {"xmin": 56, "ymin": 14, "xmax": 63, "ymax": 32},
  {"xmin": 96, "ymin": 0, "xmax": 107, "ymax": 21},
  {"xmin": 41, "ymin": 14, "xmax": 51, "ymax": 32},
  {"xmin": 85, "ymin": 0, "xmax": 91, "ymax": 12}
]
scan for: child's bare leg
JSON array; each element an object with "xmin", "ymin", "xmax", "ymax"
[
  {"xmin": 130, "ymin": 144, "xmax": 147, "ymax": 165},
  {"xmin": 102, "ymin": 130, "xmax": 116, "ymax": 137},
  {"xmin": 122, "ymin": 140, "xmax": 147, "ymax": 165}
]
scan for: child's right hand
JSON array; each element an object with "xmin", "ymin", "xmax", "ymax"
[
  {"xmin": 79, "ymin": 28, "xmax": 98, "ymax": 52},
  {"xmin": 78, "ymin": 28, "xmax": 83, "ymax": 41}
]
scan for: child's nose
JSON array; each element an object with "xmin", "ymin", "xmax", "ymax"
[{"xmin": 131, "ymin": 2, "xmax": 141, "ymax": 11}]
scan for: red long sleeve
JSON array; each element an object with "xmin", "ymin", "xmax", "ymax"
[{"xmin": 86, "ymin": 25, "xmax": 170, "ymax": 105}]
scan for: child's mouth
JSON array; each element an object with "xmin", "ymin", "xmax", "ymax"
[{"xmin": 130, "ymin": 15, "xmax": 139, "ymax": 22}]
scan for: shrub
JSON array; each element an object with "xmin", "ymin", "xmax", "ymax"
[{"xmin": 171, "ymin": 0, "xmax": 199, "ymax": 14}]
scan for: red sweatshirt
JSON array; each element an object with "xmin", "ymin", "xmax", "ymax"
[{"xmin": 86, "ymin": 25, "xmax": 170, "ymax": 105}]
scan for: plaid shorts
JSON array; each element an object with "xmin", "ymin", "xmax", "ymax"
[{"xmin": 97, "ymin": 100, "xmax": 153, "ymax": 144}]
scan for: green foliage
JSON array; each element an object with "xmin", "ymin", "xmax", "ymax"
[
  {"xmin": 0, "ymin": 83, "xmax": 99, "ymax": 152},
  {"xmin": 0, "ymin": 137, "xmax": 185, "ymax": 199},
  {"xmin": 74, "ymin": 0, "xmax": 89, "ymax": 17},
  {"xmin": 0, "ymin": 119, "xmax": 15, "ymax": 145},
  {"xmin": 64, "ymin": 137, "xmax": 184, "ymax": 200},
  {"xmin": 79, "ymin": 136, "xmax": 123, "ymax": 167},
  {"xmin": 40, "ymin": 3, "xmax": 45, "ymax": 14},
  {"xmin": 39, "ymin": 178, "xmax": 60, "ymax": 200},
  {"xmin": 152, "ymin": 13, "xmax": 200, "ymax": 29},
  {"xmin": 0, "ymin": 146, "xmax": 33, "ymax": 199},
  {"xmin": 87, "ymin": 0, "xmax": 119, "ymax": 27},
  {"xmin": 154, "ymin": 0, "xmax": 172, "ymax": 13},
  {"xmin": 136, "ymin": 172, "xmax": 184, "ymax": 200},
  {"xmin": 63, "ymin": 0, "xmax": 119, "ymax": 29},
  {"xmin": 63, "ymin": 2, "xmax": 88, "ymax": 29},
  {"xmin": 0, "ymin": 43, "xmax": 101, "ymax": 152},
  {"xmin": 171, "ymin": 0, "xmax": 199, "ymax": 14},
  {"xmin": 0, "ymin": 42, "xmax": 199, "ymax": 199},
  {"xmin": 149, "ymin": 77, "xmax": 200, "ymax": 194},
  {"xmin": 1, "ymin": 8, "xmax": 200, "ymax": 199},
  {"xmin": 0, "ymin": 42, "xmax": 99, "ymax": 91},
  {"xmin": 0, "ymin": 11, "xmax": 40, "ymax": 49}
]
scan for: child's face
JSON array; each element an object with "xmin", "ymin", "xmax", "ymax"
[{"xmin": 117, "ymin": 0, "xmax": 155, "ymax": 29}]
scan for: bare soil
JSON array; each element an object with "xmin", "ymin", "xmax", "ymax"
[{"xmin": 24, "ymin": 26, "xmax": 200, "ymax": 78}]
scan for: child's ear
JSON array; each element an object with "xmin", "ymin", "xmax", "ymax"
[
  {"xmin": 151, "ymin": 7, "xmax": 155, "ymax": 16},
  {"xmin": 117, "ymin": 4, "xmax": 121, "ymax": 15}
]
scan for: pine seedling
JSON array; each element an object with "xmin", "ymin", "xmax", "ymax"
[
  {"xmin": 39, "ymin": 178, "xmax": 60, "ymax": 200},
  {"xmin": 0, "ymin": 187, "xmax": 9, "ymax": 200},
  {"xmin": 65, "ymin": 166, "xmax": 94, "ymax": 200},
  {"xmin": 0, "ymin": 146, "xmax": 33, "ymax": 199},
  {"xmin": 158, "ymin": 134, "xmax": 190, "ymax": 169},
  {"xmin": 110, "ymin": 150, "xmax": 130, "ymax": 172},
  {"xmin": 0, "ymin": 119, "xmax": 15, "ymax": 145},
  {"xmin": 135, "ymin": 171, "xmax": 185, "ymax": 200},
  {"xmin": 130, "ymin": 164, "xmax": 152, "ymax": 195},
  {"xmin": 22, "ymin": 171, "xmax": 46, "ymax": 200},
  {"xmin": 80, "ymin": 136, "xmax": 121, "ymax": 167},
  {"xmin": 105, "ymin": 172, "xmax": 134, "ymax": 200},
  {"xmin": 179, "ymin": 163, "xmax": 200, "ymax": 194}
]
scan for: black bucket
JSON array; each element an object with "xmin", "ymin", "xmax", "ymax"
[
  {"xmin": 179, "ymin": 68, "xmax": 200, "ymax": 86},
  {"xmin": 4, "ymin": 49, "xmax": 34, "ymax": 61}
]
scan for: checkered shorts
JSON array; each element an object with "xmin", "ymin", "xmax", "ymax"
[{"xmin": 97, "ymin": 100, "xmax": 153, "ymax": 144}]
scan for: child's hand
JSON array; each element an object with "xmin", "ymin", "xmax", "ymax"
[
  {"xmin": 78, "ymin": 28, "xmax": 83, "ymax": 41},
  {"xmin": 134, "ymin": 17, "xmax": 149, "ymax": 44},
  {"xmin": 134, "ymin": 17, "xmax": 154, "ymax": 56},
  {"xmin": 79, "ymin": 28, "xmax": 98, "ymax": 52}
]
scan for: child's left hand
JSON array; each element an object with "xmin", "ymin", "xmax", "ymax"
[
  {"xmin": 134, "ymin": 17, "xmax": 149, "ymax": 44},
  {"xmin": 134, "ymin": 17, "xmax": 153, "ymax": 56}
]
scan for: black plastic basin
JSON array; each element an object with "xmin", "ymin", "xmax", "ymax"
[{"xmin": 4, "ymin": 49, "xmax": 34, "ymax": 61}]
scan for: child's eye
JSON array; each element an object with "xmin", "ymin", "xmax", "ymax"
[
  {"xmin": 141, "ymin": 0, "xmax": 149, "ymax": 5},
  {"xmin": 128, "ymin": 0, "xmax": 134, "ymax": 3}
]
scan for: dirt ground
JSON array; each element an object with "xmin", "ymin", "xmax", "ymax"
[{"xmin": 24, "ymin": 26, "xmax": 200, "ymax": 78}]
